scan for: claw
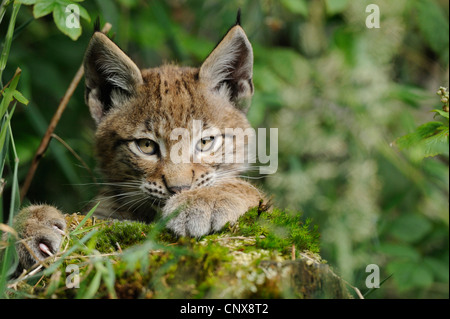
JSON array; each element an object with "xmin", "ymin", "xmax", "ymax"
[
  {"xmin": 39, "ymin": 243, "xmax": 54, "ymax": 257},
  {"xmin": 53, "ymin": 225, "xmax": 66, "ymax": 236}
]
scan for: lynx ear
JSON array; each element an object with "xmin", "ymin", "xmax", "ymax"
[
  {"xmin": 199, "ymin": 24, "xmax": 254, "ymax": 113},
  {"xmin": 83, "ymin": 32, "xmax": 143, "ymax": 124}
]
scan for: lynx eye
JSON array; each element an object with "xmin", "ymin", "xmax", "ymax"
[
  {"xmin": 196, "ymin": 136, "xmax": 215, "ymax": 152},
  {"xmin": 136, "ymin": 139, "xmax": 158, "ymax": 155}
]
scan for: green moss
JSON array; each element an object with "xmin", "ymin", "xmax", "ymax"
[
  {"xmin": 11, "ymin": 206, "xmax": 330, "ymax": 299},
  {"xmin": 95, "ymin": 221, "xmax": 154, "ymax": 253},
  {"xmin": 225, "ymin": 207, "xmax": 321, "ymax": 256},
  {"xmin": 92, "ymin": 219, "xmax": 179, "ymax": 253}
]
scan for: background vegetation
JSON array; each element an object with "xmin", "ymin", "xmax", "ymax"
[{"xmin": 1, "ymin": 0, "xmax": 448, "ymax": 298}]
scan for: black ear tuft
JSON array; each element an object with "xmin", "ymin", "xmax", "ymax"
[
  {"xmin": 93, "ymin": 16, "xmax": 100, "ymax": 34},
  {"xmin": 235, "ymin": 8, "xmax": 241, "ymax": 26}
]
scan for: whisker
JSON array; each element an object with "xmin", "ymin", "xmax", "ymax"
[
  {"xmin": 96, "ymin": 191, "xmax": 143, "ymax": 203},
  {"xmin": 71, "ymin": 179, "xmax": 142, "ymax": 185},
  {"xmin": 105, "ymin": 193, "xmax": 144, "ymax": 219},
  {"xmin": 234, "ymin": 175, "xmax": 269, "ymax": 180},
  {"xmin": 130, "ymin": 196, "xmax": 152, "ymax": 215}
]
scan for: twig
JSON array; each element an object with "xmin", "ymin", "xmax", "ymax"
[
  {"xmin": 20, "ymin": 22, "xmax": 112, "ymax": 202},
  {"xmin": 325, "ymin": 264, "xmax": 365, "ymax": 299},
  {"xmin": 211, "ymin": 235, "xmax": 266, "ymax": 242},
  {"xmin": 340, "ymin": 277, "xmax": 364, "ymax": 299},
  {"xmin": 0, "ymin": 222, "xmax": 17, "ymax": 238},
  {"xmin": 63, "ymin": 252, "xmax": 119, "ymax": 260},
  {"xmin": 32, "ymin": 273, "xmax": 45, "ymax": 290}
]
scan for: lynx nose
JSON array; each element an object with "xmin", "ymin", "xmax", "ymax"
[
  {"xmin": 167, "ymin": 185, "xmax": 190, "ymax": 194},
  {"xmin": 161, "ymin": 166, "xmax": 194, "ymax": 194}
]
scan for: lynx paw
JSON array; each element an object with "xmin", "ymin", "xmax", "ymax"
[
  {"xmin": 162, "ymin": 191, "xmax": 249, "ymax": 237},
  {"xmin": 12, "ymin": 205, "xmax": 66, "ymax": 271}
]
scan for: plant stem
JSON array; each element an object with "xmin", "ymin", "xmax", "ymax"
[
  {"xmin": 8, "ymin": 115, "xmax": 20, "ymax": 219},
  {"xmin": 0, "ymin": 0, "xmax": 13, "ymax": 25},
  {"xmin": 0, "ymin": 1, "xmax": 20, "ymax": 88}
]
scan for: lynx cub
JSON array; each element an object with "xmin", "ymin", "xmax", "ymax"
[{"xmin": 9, "ymin": 16, "xmax": 263, "ymax": 273}]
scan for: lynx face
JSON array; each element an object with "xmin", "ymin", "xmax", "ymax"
[{"xmin": 83, "ymin": 22, "xmax": 260, "ymax": 223}]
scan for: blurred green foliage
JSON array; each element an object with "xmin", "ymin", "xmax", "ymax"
[
  {"xmin": 396, "ymin": 87, "xmax": 448, "ymax": 161},
  {"xmin": 0, "ymin": 0, "xmax": 448, "ymax": 298}
]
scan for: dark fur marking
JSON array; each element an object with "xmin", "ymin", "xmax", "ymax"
[
  {"xmin": 154, "ymin": 72, "xmax": 162, "ymax": 104},
  {"xmin": 236, "ymin": 9, "xmax": 241, "ymax": 26}
]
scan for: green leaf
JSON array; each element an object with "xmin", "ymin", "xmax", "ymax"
[
  {"xmin": 377, "ymin": 243, "xmax": 420, "ymax": 261},
  {"xmin": 0, "ymin": 88, "xmax": 14, "ymax": 117},
  {"xmin": 397, "ymin": 121, "xmax": 444, "ymax": 148},
  {"xmin": 423, "ymin": 257, "xmax": 449, "ymax": 282},
  {"xmin": 415, "ymin": 0, "xmax": 449, "ymax": 63},
  {"xmin": 52, "ymin": 3, "xmax": 81, "ymax": 41},
  {"xmin": 432, "ymin": 109, "xmax": 449, "ymax": 120},
  {"xmin": 414, "ymin": 127, "xmax": 449, "ymax": 159},
  {"xmin": 410, "ymin": 264, "xmax": 434, "ymax": 288},
  {"xmin": 16, "ymin": 0, "xmax": 38, "ymax": 5},
  {"xmin": 71, "ymin": 202, "xmax": 100, "ymax": 235},
  {"xmin": 388, "ymin": 214, "xmax": 432, "ymax": 243},
  {"xmin": 280, "ymin": 0, "xmax": 308, "ymax": 17},
  {"xmin": 0, "ymin": 3, "xmax": 20, "ymax": 74},
  {"xmin": 12, "ymin": 90, "xmax": 29, "ymax": 105},
  {"xmin": 81, "ymin": 271, "xmax": 102, "ymax": 299},
  {"xmin": 1, "ymin": 71, "xmax": 21, "ymax": 119},
  {"xmin": 28, "ymin": 0, "xmax": 91, "ymax": 40},
  {"xmin": 396, "ymin": 121, "xmax": 449, "ymax": 159},
  {"xmin": 325, "ymin": 0, "xmax": 348, "ymax": 15},
  {"xmin": 265, "ymin": 48, "xmax": 310, "ymax": 85},
  {"xmin": 53, "ymin": 0, "xmax": 91, "ymax": 40},
  {"xmin": 32, "ymin": 0, "xmax": 55, "ymax": 19},
  {"xmin": 0, "ymin": 104, "xmax": 16, "ymax": 154},
  {"xmin": 70, "ymin": 221, "xmax": 107, "ymax": 236},
  {"xmin": 77, "ymin": 3, "xmax": 90, "ymax": 21},
  {"xmin": 102, "ymin": 261, "xmax": 117, "ymax": 298},
  {"xmin": 387, "ymin": 261, "xmax": 434, "ymax": 291}
]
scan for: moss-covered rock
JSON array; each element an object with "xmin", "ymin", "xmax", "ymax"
[{"xmin": 8, "ymin": 207, "xmax": 351, "ymax": 299}]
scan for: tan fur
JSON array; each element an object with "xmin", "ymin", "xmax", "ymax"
[
  {"xmin": 9, "ymin": 21, "xmax": 264, "ymax": 273},
  {"xmin": 6, "ymin": 205, "xmax": 66, "ymax": 273}
]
